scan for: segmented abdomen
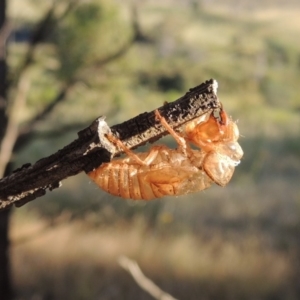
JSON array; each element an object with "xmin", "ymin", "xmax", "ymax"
[
  {"xmin": 88, "ymin": 149, "xmax": 213, "ymax": 200},
  {"xmin": 89, "ymin": 162, "xmax": 151, "ymax": 199}
]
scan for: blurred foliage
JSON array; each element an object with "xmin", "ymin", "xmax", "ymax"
[
  {"xmin": 7, "ymin": 0, "xmax": 300, "ymax": 299},
  {"xmin": 54, "ymin": 1, "xmax": 130, "ymax": 80}
]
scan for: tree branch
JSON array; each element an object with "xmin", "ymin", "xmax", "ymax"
[
  {"xmin": 20, "ymin": 82, "xmax": 73, "ymax": 136},
  {"xmin": 119, "ymin": 256, "xmax": 179, "ymax": 300},
  {"xmin": 0, "ymin": 75, "xmax": 30, "ymax": 177},
  {"xmin": 0, "ymin": 79, "xmax": 220, "ymax": 210},
  {"xmin": 10, "ymin": 1, "xmax": 78, "ymax": 87}
]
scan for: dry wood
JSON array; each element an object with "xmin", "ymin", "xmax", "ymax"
[{"xmin": 119, "ymin": 256, "xmax": 179, "ymax": 300}]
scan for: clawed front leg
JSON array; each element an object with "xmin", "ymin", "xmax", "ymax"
[
  {"xmin": 155, "ymin": 110, "xmax": 193, "ymax": 157},
  {"xmin": 105, "ymin": 109, "xmax": 195, "ymax": 166}
]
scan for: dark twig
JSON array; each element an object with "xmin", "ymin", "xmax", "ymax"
[
  {"xmin": 10, "ymin": 1, "xmax": 78, "ymax": 87},
  {"xmin": 22, "ymin": 82, "xmax": 73, "ymax": 133},
  {"xmin": 0, "ymin": 79, "xmax": 220, "ymax": 210},
  {"xmin": 10, "ymin": 5, "xmax": 56, "ymax": 86}
]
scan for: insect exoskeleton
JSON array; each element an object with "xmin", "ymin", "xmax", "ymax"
[
  {"xmin": 185, "ymin": 108, "xmax": 243, "ymax": 186},
  {"xmin": 88, "ymin": 107, "xmax": 243, "ymax": 200},
  {"xmin": 88, "ymin": 145, "xmax": 211, "ymax": 200}
]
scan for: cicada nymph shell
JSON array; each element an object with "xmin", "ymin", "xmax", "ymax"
[
  {"xmin": 185, "ymin": 107, "xmax": 243, "ymax": 187},
  {"xmin": 88, "ymin": 108, "xmax": 243, "ymax": 200}
]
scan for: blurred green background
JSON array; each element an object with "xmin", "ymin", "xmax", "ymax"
[{"xmin": 7, "ymin": 0, "xmax": 300, "ymax": 299}]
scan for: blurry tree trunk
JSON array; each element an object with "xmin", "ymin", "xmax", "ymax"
[
  {"xmin": 0, "ymin": 0, "xmax": 12, "ymax": 299},
  {"xmin": 0, "ymin": 210, "xmax": 11, "ymax": 300}
]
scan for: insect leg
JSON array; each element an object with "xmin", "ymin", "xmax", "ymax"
[
  {"xmin": 106, "ymin": 133, "xmax": 161, "ymax": 166},
  {"xmin": 155, "ymin": 110, "xmax": 193, "ymax": 155}
]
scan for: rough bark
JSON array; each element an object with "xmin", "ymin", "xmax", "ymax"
[{"xmin": 0, "ymin": 79, "xmax": 221, "ymax": 210}]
